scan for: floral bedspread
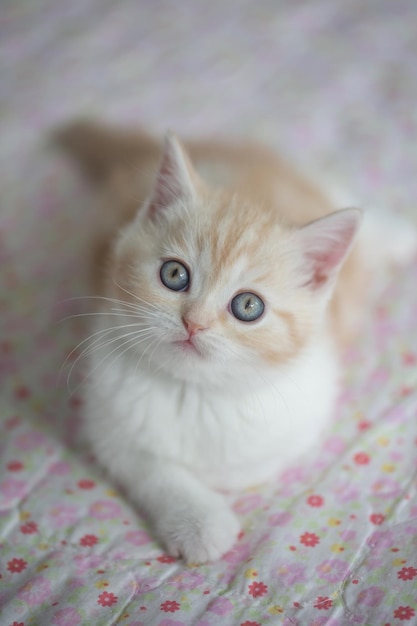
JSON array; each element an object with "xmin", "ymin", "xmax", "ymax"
[{"xmin": 1, "ymin": 1, "xmax": 417, "ymax": 625}]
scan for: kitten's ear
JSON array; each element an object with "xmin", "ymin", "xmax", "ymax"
[
  {"xmin": 147, "ymin": 132, "xmax": 200, "ymax": 218},
  {"xmin": 295, "ymin": 208, "xmax": 363, "ymax": 291}
]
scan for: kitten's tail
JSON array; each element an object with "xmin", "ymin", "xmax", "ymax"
[{"xmin": 52, "ymin": 119, "xmax": 159, "ymax": 182}]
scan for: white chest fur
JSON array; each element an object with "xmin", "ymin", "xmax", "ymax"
[{"xmin": 83, "ymin": 333, "xmax": 338, "ymax": 490}]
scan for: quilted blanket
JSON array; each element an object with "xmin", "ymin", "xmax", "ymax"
[{"xmin": 1, "ymin": 1, "xmax": 417, "ymax": 625}]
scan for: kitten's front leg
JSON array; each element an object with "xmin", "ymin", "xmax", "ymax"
[{"xmin": 109, "ymin": 450, "xmax": 240, "ymax": 563}]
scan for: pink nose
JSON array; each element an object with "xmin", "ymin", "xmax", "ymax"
[{"xmin": 182, "ymin": 317, "xmax": 207, "ymax": 336}]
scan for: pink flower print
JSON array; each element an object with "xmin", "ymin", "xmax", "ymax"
[
  {"xmin": 160, "ymin": 601, "xmax": 180, "ymax": 613},
  {"xmin": 89, "ymin": 499, "xmax": 123, "ymax": 520},
  {"xmin": 316, "ymin": 559, "xmax": 349, "ymax": 583},
  {"xmin": 314, "ymin": 596, "xmax": 333, "ymax": 610},
  {"xmin": 15, "ymin": 431, "xmax": 47, "ymax": 451},
  {"xmin": 18, "ymin": 575, "xmax": 52, "ymax": 605},
  {"xmin": 48, "ymin": 504, "xmax": 78, "ymax": 529},
  {"xmin": 5, "ymin": 415, "xmax": 20, "ymax": 429},
  {"xmin": 157, "ymin": 554, "xmax": 177, "ymax": 564},
  {"xmin": 277, "ymin": 562, "xmax": 307, "ymax": 585},
  {"xmin": 268, "ymin": 511, "xmax": 292, "ymax": 526},
  {"xmin": 49, "ymin": 461, "xmax": 71, "ymax": 476},
  {"xmin": 280, "ymin": 466, "xmax": 306, "ymax": 484},
  {"xmin": 300, "ymin": 532, "xmax": 320, "ymax": 547},
  {"xmin": 20, "ymin": 521, "xmax": 38, "ymax": 534},
  {"xmin": 51, "ymin": 607, "xmax": 82, "ymax": 626},
  {"xmin": 311, "ymin": 618, "xmax": 340, "ymax": 626},
  {"xmin": 307, "ymin": 494, "xmax": 324, "ymax": 507},
  {"xmin": 386, "ymin": 405, "xmax": 407, "ymax": 424},
  {"xmin": 368, "ymin": 367, "xmax": 389, "ymax": 388},
  {"xmin": 333, "ymin": 483, "xmax": 360, "ymax": 504},
  {"xmin": 171, "ymin": 571, "xmax": 205, "ymax": 591},
  {"xmin": 323, "ymin": 436, "xmax": 345, "ymax": 454},
  {"xmin": 79, "ymin": 534, "xmax": 98, "ymax": 547},
  {"xmin": 248, "ymin": 581, "xmax": 268, "ymax": 598},
  {"xmin": 372, "ymin": 477, "xmax": 402, "ymax": 499},
  {"xmin": 357, "ymin": 586, "xmax": 385, "ymax": 607},
  {"xmin": 7, "ymin": 460, "xmax": 24, "ymax": 471},
  {"xmin": 223, "ymin": 541, "xmax": 251, "ymax": 565},
  {"xmin": 339, "ymin": 529, "xmax": 356, "ymax": 542},
  {"xmin": 358, "ymin": 420, "xmax": 371, "ymax": 432},
  {"xmin": 7, "ymin": 558, "xmax": 28, "ymax": 573},
  {"xmin": 233, "ymin": 494, "xmax": 263, "ymax": 514},
  {"xmin": 125, "ymin": 530, "xmax": 152, "ymax": 546},
  {"xmin": 367, "ymin": 529, "xmax": 395, "ymax": 549},
  {"xmin": 98, "ymin": 591, "xmax": 118, "ymax": 607},
  {"xmin": 370, "ymin": 513, "xmax": 385, "ymax": 525},
  {"xmin": 393, "ymin": 606, "xmax": 415, "ymax": 621},
  {"xmin": 397, "ymin": 567, "xmax": 417, "ymax": 581},
  {"xmin": 15, "ymin": 385, "xmax": 31, "ymax": 400},
  {"xmin": 353, "ymin": 452, "xmax": 370, "ymax": 465},
  {"xmin": 74, "ymin": 554, "xmax": 103, "ymax": 573},
  {"xmin": 67, "ymin": 578, "xmax": 85, "ymax": 591},
  {"xmin": 208, "ymin": 597, "xmax": 234, "ymax": 615},
  {"xmin": 134, "ymin": 577, "xmax": 160, "ymax": 594},
  {"xmin": 110, "ymin": 549, "xmax": 128, "ymax": 560},
  {"xmin": 0, "ymin": 478, "xmax": 27, "ymax": 499},
  {"xmin": 77, "ymin": 479, "xmax": 95, "ymax": 489}
]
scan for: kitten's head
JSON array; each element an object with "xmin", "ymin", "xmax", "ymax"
[{"xmin": 106, "ymin": 133, "xmax": 361, "ymax": 389}]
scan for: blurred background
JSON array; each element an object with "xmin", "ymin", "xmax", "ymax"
[
  {"xmin": 1, "ymin": 0, "xmax": 417, "ymax": 439},
  {"xmin": 3, "ymin": 0, "xmax": 417, "ymax": 199},
  {"xmin": 2, "ymin": 6, "xmax": 417, "ymax": 623}
]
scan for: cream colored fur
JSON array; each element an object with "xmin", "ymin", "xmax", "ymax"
[{"xmin": 58, "ymin": 120, "xmax": 416, "ymax": 563}]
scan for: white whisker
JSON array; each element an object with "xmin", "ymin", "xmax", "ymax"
[
  {"xmin": 134, "ymin": 336, "xmax": 162, "ymax": 376},
  {"xmin": 79, "ymin": 328, "xmax": 156, "ymax": 365},
  {"xmin": 112, "ymin": 278, "xmax": 162, "ymax": 313},
  {"xmin": 59, "ymin": 311, "xmax": 149, "ymax": 323},
  {"xmin": 69, "ymin": 332, "xmax": 152, "ymax": 397},
  {"xmin": 100, "ymin": 333, "xmax": 159, "ymax": 387},
  {"xmin": 59, "ymin": 321, "xmax": 156, "ymax": 379},
  {"xmin": 151, "ymin": 351, "xmax": 175, "ymax": 376},
  {"xmin": 57, "ymin": 295, "xmax": 147, "ymax": 313}
]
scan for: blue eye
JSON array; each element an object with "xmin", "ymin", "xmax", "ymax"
[
  {"xmin": 160, "ymin": 260, "xmax": 190, "ymax": 292},
  {"xmin": 231, "ymin": 292, "xmax": 265, "ymax": 322}
]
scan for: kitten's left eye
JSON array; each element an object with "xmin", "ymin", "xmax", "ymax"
[
  {"xmin": 230, "ymin": 292, "xmax": 265, "ymax": 322},
  {"xmin": 160, "ymin": 260, "xmax": 190, "ymax": 291}
]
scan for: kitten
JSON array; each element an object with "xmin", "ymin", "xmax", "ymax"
[{"xmin": 57, "ymin": 120, "xmax": 415, "ymax": 563}]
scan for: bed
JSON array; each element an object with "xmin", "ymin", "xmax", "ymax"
[{"xmin": 1, "ymin": 1, "xmax": 417, "ymax": 624}]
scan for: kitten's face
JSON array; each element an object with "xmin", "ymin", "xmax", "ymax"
[
  {"xmin": 103, "ymin": 134, "xmax": 360, "ymax": 389},
  {"xmin": 109, "ymin": 198, "xmax": 314, "ymax": 387}
]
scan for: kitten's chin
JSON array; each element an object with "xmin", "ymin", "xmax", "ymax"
[
  {"xmin": 139, "ymin": 338, "xmax": 261, "ymax": 390},
  {"xmin": 145, "ymin": 342, "xmax": 231, "ymax": 387}
]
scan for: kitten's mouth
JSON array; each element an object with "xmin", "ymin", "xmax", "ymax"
[{"xmin": 174, "ymin": 338, "xmax": 203, "ymax": 357}]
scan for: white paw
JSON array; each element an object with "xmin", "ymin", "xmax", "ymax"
[{"xmin": 158, "ymin": 495, "xmax": 240, "ymax": 564}]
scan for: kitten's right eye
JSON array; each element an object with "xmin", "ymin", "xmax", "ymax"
[
  {"xmin": 230, "ymin": 292, "xmax": 265, "ymax": 322},
  {"xmin": 160, "ymin": 260, "xmax": 190, "ymax": 292}
]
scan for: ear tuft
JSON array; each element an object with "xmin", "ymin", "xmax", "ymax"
[
  {"xmin": 147, "ymin": 132, "xmax": 197, "ymax": 218},
  {"xmin": 296, "ymin": 208, "xmax": 363, "ymax": 290}
]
